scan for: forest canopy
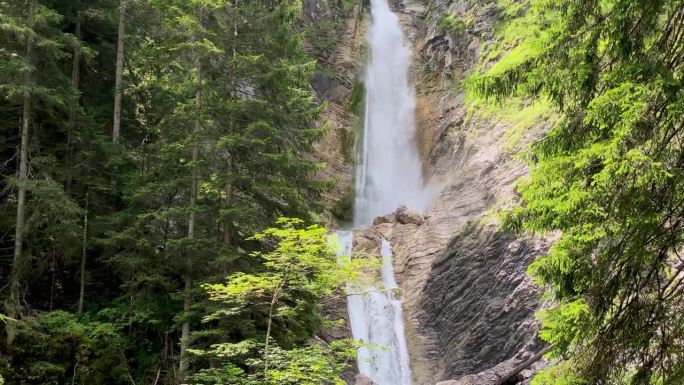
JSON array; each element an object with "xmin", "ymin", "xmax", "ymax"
[{"xmin": 0, "ymin": 0, "xmax": 350, "ymax": 383}]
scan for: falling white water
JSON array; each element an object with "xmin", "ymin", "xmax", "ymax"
[
  {"xmin": 353, "ymin": 0, "xmax": 429, "ymax": 226},
  {"xmin": 336, "ymin": 234, "xmax": 412, "ymax": 385},
  {"xmin": 337, "ymin": 0, "xmax": 429, "ymax": 383}
]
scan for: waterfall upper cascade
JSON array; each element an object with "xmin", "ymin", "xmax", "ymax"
[
  {"xmin": 337, "ymin": 0, "xmax": 429, "ymax": 383},
  {"xmin": 353, "ymin": 0, "xmax": 429, "ymax": 226}
]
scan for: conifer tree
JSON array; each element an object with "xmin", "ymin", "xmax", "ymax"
[
  {"xmin": 471, "ymin": 1, "xmax": 684, "ymax": 383},
  {"xmin": 0, "ymin": 0, "xmax": 340, "ymax": 382},
  {"xmin": 0, "ymin": 0, "xmax": 81, "ymax": 346}
]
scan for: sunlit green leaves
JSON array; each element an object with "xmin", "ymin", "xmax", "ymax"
[
  {"xmin": 476, "ymin": 0, "xmax": 684, "ymax": 383},
  {"xmin": 537, "ymin": 299, "xmax": 590, "ymax": 353},
  {"xmin": 193, "ymin": 219, "xmax": 359, "ymax": 384}
]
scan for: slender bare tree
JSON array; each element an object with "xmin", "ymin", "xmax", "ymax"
[
  {"xmin": 178, "ymin": 8, "xmax": 204, "ymax": 378},
  {"xmin": 7, "ymin": 0, "xmax": 35, "ymax": 347},
  {"xmin": 65, "ymin": 10, "xmax": 81, "ymax": 193},
  {"xmin": 77, "ymin": 192, "xmax": 88, "ymax": 314},
  {"xmin": 112, "ymin": 0, "xmax": 126, "ymax": 142}
]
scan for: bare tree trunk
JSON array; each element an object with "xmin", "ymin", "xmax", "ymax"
[
  {"xmin": 77, "ymin": 192, "xmax": 88, "ymax": 314},
  {"xmin": 178, "ymin": 30, "xmax": 203, "ymax": 382},
  {"xmin": 264, "ymin": 295, "xmax": 276, "ymax": 377},
  {"xmin": 223, "ymin": 183, "xmax": 234, "ymax": 247},
  {"xmin": 222, "ymin": 0, "xmax": 238, "ymax": 252},
  {"xmin": 112, "ymin": 0, "xmax": 126, "ymax": 142},
  {"xmin": 493, "ymin": 345, "xmax": 553, "ymax": 385},
  {"xmin": 178, "ymin": 275, "xmax": 192, "ymax": 382},
  {"xmin": 7, "ymin": 4, "xmax": 34, "ymax": 346},
  {"xmin": 66, "ymin": 13, "xmax": 81, "ymax": 194},
  {"xmin": 263, "ymin": 279, "xmax": 285, "ymax": 378}
]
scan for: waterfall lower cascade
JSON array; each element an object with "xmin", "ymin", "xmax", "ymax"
[
  {"xmin": 336, "ymin": 233, "xmax": 412, "ymax": 385},
  {"xmin": 336, "ymin": 0, "xmax": 429, "ymax": 384}
]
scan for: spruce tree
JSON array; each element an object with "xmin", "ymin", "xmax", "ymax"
[
  {"xmin": 0, "ymin": 0, "xmax": 81, "ymax": 346},
  {"xmin": 0, "ymin": 0, "xmax": 339, "ymax": 382},
  {"xmin": 471, "ymin": 1, "xmax": 684, "ymax": 383}
]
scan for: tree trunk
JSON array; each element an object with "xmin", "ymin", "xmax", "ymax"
[
  {"xmin": 178, "ymin": 275, "xmax": 192, "ymax": 381},
  {"xmin": 7, "ymin": 5, "xmax": 34, "ymax": 346},
  {"xmin": 178, "ymin": 30, "xmax": 203, "ymax": 382},
  {"xmin": 65, "ymin": 13, "xmax": 81, "ymax": 194},
  {"xmin": 112, "ymin": 0, "xmax": 126, "ymax": 142},
  {"xmin": 223, "ymin": 183, "xmax": 234, "ymax": 247},
  {"xmin": 223, "ymin": 0, "xmax": 238, "ymax": 251},
  {"xmin": 493, "ymin": 345, "xmax": 553, "ymax": 385},
  {"xmin": 263, "ymin": 278, "xmax": 285, "ymax": 379},
  {"xmin": 264, "ymin": 295, "xmax": 277, "ymax": 378},
  {"xmin": 77, "ymin": 192, "xmax": 88, "ymax": 314}
]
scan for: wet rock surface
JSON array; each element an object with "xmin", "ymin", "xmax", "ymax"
[
  {"xmin": 435, "ymin": 347, "xmax": 550, "ymax": 385},
  {"xmin": 355, "ymin": 374, "xmax": 376, "ymax": 385},
  {"xmin": 423, "ymin": 225, "xmax": 549, "ymax": 378},
  {"xmin": 395, "ymin": 205, "xmax": 425, "ymax": 225},
  {"xmin": 372, "ymin": 210, "xmax": 549, "ymax": 384}
]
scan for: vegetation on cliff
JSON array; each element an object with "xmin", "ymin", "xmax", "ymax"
[{"xmin": 471, "ymin": 0, "xmax": 684, "ymax": 384}]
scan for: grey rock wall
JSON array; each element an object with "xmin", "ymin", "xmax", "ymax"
[
  {"xmin": 422, "ymin": 225, "xmax": 548, "ymax": 379},
  {"xmin": 376, "ymin": 0, "xmax": 554, "ymax": 383}
]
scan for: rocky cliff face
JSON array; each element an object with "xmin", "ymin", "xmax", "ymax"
[
  {"xmin": 384, "ymin": 1, "xmax": 554, "ymax": 383},
  {"xmin": 309, "ymin": 0, "xmax": 554, "ymax": 384},
  {"xmin": 302, "ymin": 0, "xmax": 366, "ymax": 224},
  {"xmin": 359, "ymin": 0, "xmax": 553, "ymax": 384}
]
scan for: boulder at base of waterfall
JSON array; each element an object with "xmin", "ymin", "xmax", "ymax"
[
  {"xmin": 395, "ymin": 205, "xmax": 424, "ymax": 225},
  {"xmin": 373, "ymin": 213, "xmax": 396, "ymax": 225},
  {"xmin": 355, "ymin": 374, "xmax": 375, "ymax": 385}
]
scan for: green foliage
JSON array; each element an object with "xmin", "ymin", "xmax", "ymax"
[
  {"xmin": 462, "ymin": 89, "xmax": 554, "ymax": 150},
  {"xmin": 206, "ymin": 217, "xmax": 356, "ymax": 301},
  {"xmin": 331, "ymin": 186, "xmax": 355, "ymax": 223},
  {"xmin": 192, "ymin": 341, "xmax": 354, "ymax": 385},
  {"xmin": 437, "ymin": 13, "xmax": 466, "ymax": 35},
  {"xmin": 340, "ymin": 125, "xmax": 357, "ymax": 164},
  {"xmin": 536, "ymin": 300, "xmax": 589, "ymax": 354},
  {"xmin": 0, "ymin": 0, "xmax": 340, "ymax": 383},
  {"xmin": 531, "ymin": 360, "xmax": 587, "ymax": 385},
  {"xmin": 340, "ymin": 80, "xmax": 365, "ymax": 164},
  {"xmin": 306, "ymin": 19, "xmax": 341, "ymax": 56},
  {"xmin": 190, "ymin": 219, "xmax": 359, "ymax": 383},
  {"xmin": 459, "ymin": 0, "xmax": 557, "ymax": 150},
  {"xmin": 0, "ymin": 0, "xmax": 85, "ymax": 279},
  {"xmin": 473, "ymin": 0, "xmax": 542, "ymax": 70},
  {"xmin": 470, "ymin": 0, "xmax": 684, "ymax": 383},
  {"xmin": 348, "ymin": 81, "xmax": 365, "ymax": 114},
  {"xmin": 340, "ymin": 0, "xmax": 356, "ymax": 14},
  {"xmin": 202, "ymin": 218, "xmax": 357, "ymax": 345},
  {"xmin": 3, "ymin": 311, "xmax": 129, "ymax": 384},
  {"xmin": 259, "ymin": 342, "xmax": 354, "ymax": 385}
]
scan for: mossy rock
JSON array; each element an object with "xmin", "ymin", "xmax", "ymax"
[
  {"xmin": 331, "ymin": 188, "xmax": 355, "ymax": 224},
  {"xmin": 437, "ymin": 13, "xmax": 466, "ymax": 35},
  {"xmin": 348, "ymin": 81, "xmax": 365, "ymax": 114}
]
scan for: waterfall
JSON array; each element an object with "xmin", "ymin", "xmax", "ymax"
[
  {"xmin": 336, "ymin": 0, "xmax": 428, "ymax": 383},
  {"xmin": 353, "ymin": 0, "xmax": 428, "ymax": 226},
  {"xmin": 336, "ymin": 234, "xmax": 412, "ymax": 385}
]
